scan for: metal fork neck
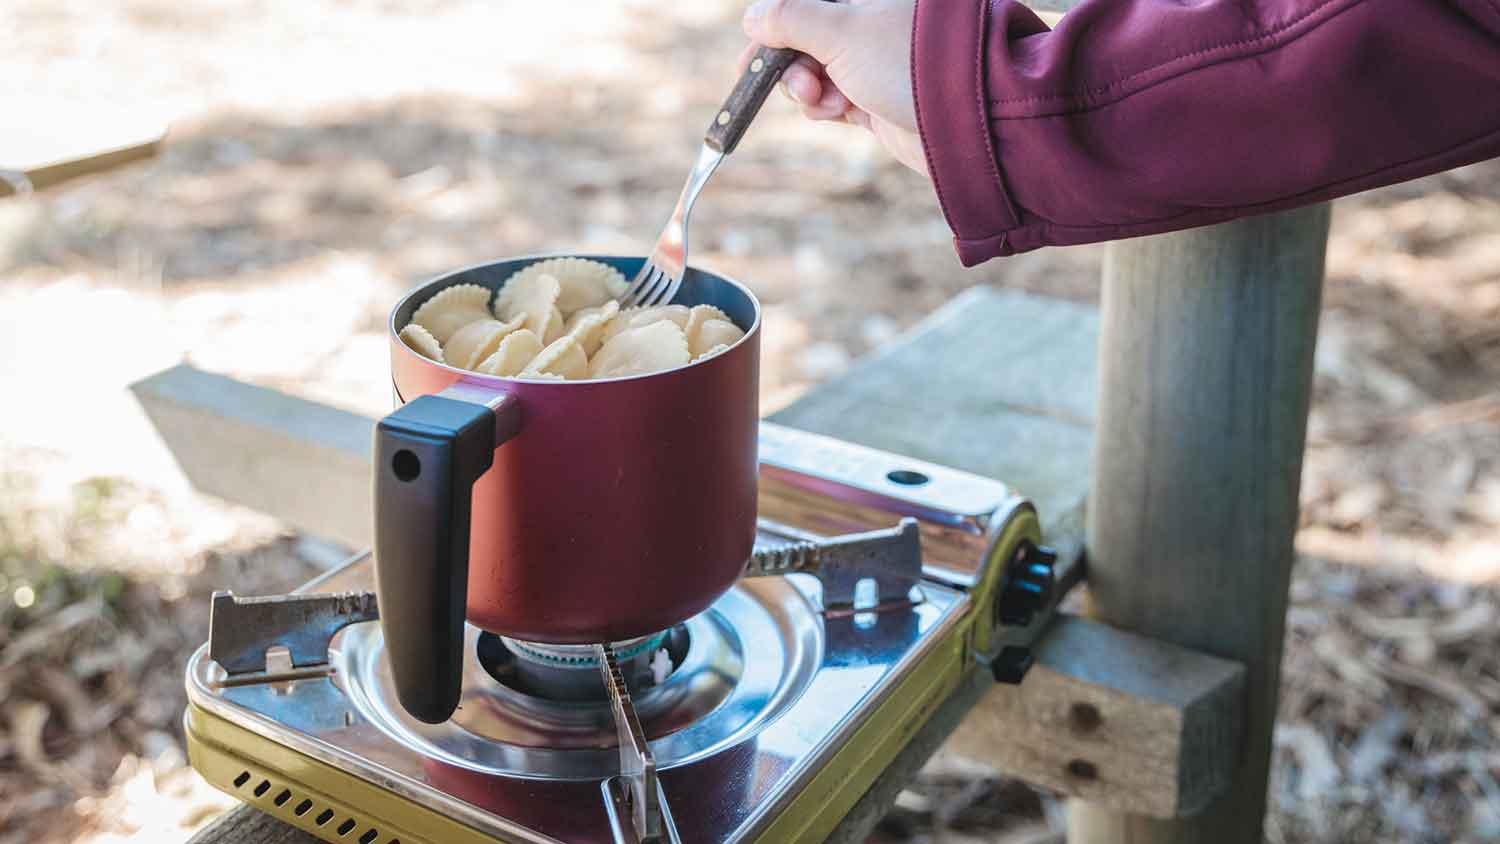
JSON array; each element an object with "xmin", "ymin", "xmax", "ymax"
[{"xmin": 622, "ymin": 144, "xmax": 723, "ymax": 308}]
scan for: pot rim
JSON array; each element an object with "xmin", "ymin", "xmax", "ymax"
[{"xmin": 388, "ymin": 252, "xmax": 762, "ymax": 386}]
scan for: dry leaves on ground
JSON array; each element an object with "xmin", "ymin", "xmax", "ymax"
[{"xmin": 0, "ymin": 466, "xmax": 318, "ymax": 844}]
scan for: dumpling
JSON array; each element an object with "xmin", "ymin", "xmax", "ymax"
[
  {"xmin": 474, "ymin": 329, "xmax": 543, "ymax": 377},
  {"xmin": 410, "ymin": 284, "xmax": 492, "ymax": 344},
  {"xmin": 409, "ymin": 264, "xmax": 745, "ymax": 380},
  {"xmin": 539, "ymin": 305, "xmax": 565, "ymax": 345},
  {"xmin": 683, "ymin": 305, "xmax": 741, "ymax": 354},
  {"xmin": 501, "ymin": 257, "xmax": 626, "ymax": 313},
  {"xmin": 398, "ymin": 323, "xmax": 444, "ymax": 363},
  {"xmin": 683, "ymin": 304, "xmax": 729, "ymax": 340},
  {"xmin": 693, "ymin": 343, "xmax": 731, "ymax": 363},
  {"xmin": 631, "ymin": 304, "xmax": 690, "ymax": 329},
  {"xmin": 589, "ymin": 320, "xmax": 691, "ymax": 379},
  {"xmin": 444, "ymin": 316, "xmax": 523, "ymax": 370},
  {"xmin": 600, "ymin": 304, "xmax": 691, "ymax": 345},
  {"xmin": 494, "ymin": 273, "xmax": 562, "ymax": 340},
  {"xmin": 688, "ymin": 318, "xmax": 745, "ymax": 358},
  {"xmin": 521, "ymin": 334, "xmax": 588, "ymax": 380},
  {"xmin": 562, "ymin": 300, "xmax": 620, "ymax": 356}
]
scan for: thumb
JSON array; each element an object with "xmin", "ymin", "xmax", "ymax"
[{"xmin": 742, "ymin": 0, "xmax": 849, "ymax": 64}]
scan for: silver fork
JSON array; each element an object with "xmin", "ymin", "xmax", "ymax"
[{"xmin": 620, "ymin": 41, "xmax": 814, "ymax": 308}]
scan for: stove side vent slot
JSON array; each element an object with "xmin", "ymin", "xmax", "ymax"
[{"xmin": 197, "ymin": 749, "xmax": 419, "ymax": 844}]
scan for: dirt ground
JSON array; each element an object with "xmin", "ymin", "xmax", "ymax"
[{"xmin": 2, "ymin": 1, "xmax": 1498, "ymax": 843}]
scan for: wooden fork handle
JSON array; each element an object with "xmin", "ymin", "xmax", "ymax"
[
  {"xmin": 704, "ymin": 44, "xmax": 802, "ymax": 155},
  {"xmin": 706, "ymin": 0, "xmax": 842, "ymax": 154},
  {"xmin": 708, "ymin": 44, "xmax": 804, "ymax": 155}
]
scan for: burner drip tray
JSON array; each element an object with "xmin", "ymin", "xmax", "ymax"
[
  {"xmin": 333, "ymin": 579, "xmax": 822, "ymax": 780},
  {"xmin": 477, "ymin": 628, "xmax": 689, "ymax": 703}
]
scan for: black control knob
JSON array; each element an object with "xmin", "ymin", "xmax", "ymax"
[
  {"xmin": 990, "ymin": 646, "xmax": 1035, "ymax": 685},
  {"xmin": 995, "ymin": 540, "xmax": 1057, "ymax": 628}
]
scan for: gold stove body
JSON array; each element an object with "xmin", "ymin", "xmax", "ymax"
[{"xmin": 184, "ymin": 424, "xmax": 1041, "ymax": 844}]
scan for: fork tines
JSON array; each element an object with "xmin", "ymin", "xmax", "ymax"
[{"xmin": 622, "ymin": 260, "xmax": 681, "ymax": 309}]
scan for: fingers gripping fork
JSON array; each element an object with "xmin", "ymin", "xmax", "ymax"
[
  {"xmin": 622, "ymin": 4, "xmax": 834, "ymax": 309},
  {"xmin": 744, "ymin": 518, "xmax": 924, "ymax": 611}
]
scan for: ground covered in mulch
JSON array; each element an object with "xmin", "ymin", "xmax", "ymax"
[{"xmin": 3, "ymin": 2, "xmax": 1499, "ymax": 842}]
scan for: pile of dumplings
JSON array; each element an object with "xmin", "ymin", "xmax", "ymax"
[{"xmin": 398, "ymin": 258, "xmax": 746, "ymax": 380}]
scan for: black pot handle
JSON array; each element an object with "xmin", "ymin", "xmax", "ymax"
[{"xmin": 373, "ymin": 388, "xmax": 519, "ymax": 724}]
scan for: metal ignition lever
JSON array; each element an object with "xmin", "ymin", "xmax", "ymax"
[
  {"xmin": 596, "ymin": 644, "xmax": 681, "ymax": 844},
  {"xmin": 208, "ymin": 590, "xmax": 379, "ymax": 682},
  {"xmin": 742, "ymin": 518, "xmax": 924, "ymax": 612}
]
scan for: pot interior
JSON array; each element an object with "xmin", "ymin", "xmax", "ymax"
[{"xmin": 392, "ymin": 254, "xmax": 760, "ymax": 336}]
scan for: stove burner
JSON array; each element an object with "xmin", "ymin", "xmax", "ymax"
[
  {"xmin": 475, "ymin": 628, "xmax": 691, "ymax": 703},
  {"xmin": 504, "ymin": 632, "xmax": 668, "ymax": 666},
  {"xmin": 334, "ymin": 580, "xmax": 822, "ymax": 780}
]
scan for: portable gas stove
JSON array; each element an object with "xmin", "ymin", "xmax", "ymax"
[{"xmin": 183, "ymin": 424, "xmax": 1062, "ymax": 844}]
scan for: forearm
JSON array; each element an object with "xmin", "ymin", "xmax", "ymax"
[{"xmin": 913, "ymin": 0, "xmax": 1500, "ymax": 263}]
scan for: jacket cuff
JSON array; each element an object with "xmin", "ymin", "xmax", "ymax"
[{"xmin": 912, "ymin": 0, "xmax": 1018, "ymax": 265}]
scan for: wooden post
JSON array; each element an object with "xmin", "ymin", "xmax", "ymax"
[{"xmin": 1070, "ymin": 205, "xmax": 1330, "ymax": 843}]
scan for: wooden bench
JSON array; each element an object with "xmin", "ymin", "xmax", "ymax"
[{"xmin": 0, "ymin": 111, "xmax": 167, "ymax": 197}]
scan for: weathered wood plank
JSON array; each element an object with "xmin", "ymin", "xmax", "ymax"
[
  {"xmin": 131, "ymin": 364, "xmax": 374, "ymax": 549},
  {"xmin": 187, "ymin": 804, "xmax": 315, "ymax": 844},
  {"xmin": 130, "ymin": 362, "xmax": 1031, "ymax": 567},
  {"xmin": 0, "ymin": 112, "xmax": 166, "ymax": 196},
  {"xmin": 947, "ymin": 615, "xmax": 1245, "ymax": 819},
  {"xmin": 1070, "ymin": 206, "xmax": 1330, "ymax": 844},
  {"xmin": 769, "ymin": 286, "xmax": 1098, "ymax": 541}
]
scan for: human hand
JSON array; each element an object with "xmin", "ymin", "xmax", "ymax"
[{"xmin": 739, "ymin": 0, "xmax": 926, "ymax": 176}]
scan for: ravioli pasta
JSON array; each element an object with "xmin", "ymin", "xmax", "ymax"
[
  {"xmin": 399, "ymin": 324, "xmax": 445, "ymax": 363},
  {"xmin": 538, "ymin": 306, "xmax": 565, "ymax": 345},
  {"xmin": 684, "ymin": 304, "xmax": 730, "ymax": 346},
  {"xmin": 689, "ymin": 318, "xmax": 744, "ymax": 358},
  {"xmin": 411, "ymin": 284, "xmax": 493, "ymax": 344},
  {"xmin": 476, "ymin": 329, "xmax": 543, "ymax": 377},
  {"xmin": 601, "ymin": 304, "xmax": 690, "ymax": 346},
  {"xmin": 683, "ymin": 304, "xmax": 744, "ymax": 358},
  {"xmin": 589, "ymin": 320, "xmax": 691, "ymax": 379},
  {"xmin": 444, "ymin": 316, "xmax": 522, "ymax": 370},
  {"xmin": 494, "ymin": 273, "xmax": 564, "ymax": 342},
  {"xmin": 694, "ymin": 343, "xmax": 732, "ymax": 363},
  {"xmin": 503, "ymin": 257, "xmax": 628, "ymax": 313},
  {"xmin": 398, "ymin": 258, "xmax": 747, "ymax": 381},
  {"xmin": 563, "ymin": 300, "xmax": 620, "ymax": 356},
  {"xmin": 522, "ymin": 334, "xmax": 589, "ymax": 380}
]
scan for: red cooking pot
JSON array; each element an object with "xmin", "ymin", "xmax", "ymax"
[{"xmin": 375, "ymin": 255, "xmax": 761, "ymax": 724}]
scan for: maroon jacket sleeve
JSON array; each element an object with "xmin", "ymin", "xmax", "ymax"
[{"xmin": 912, "ymin": 0, "xmax": 1500, "ymax": 263}]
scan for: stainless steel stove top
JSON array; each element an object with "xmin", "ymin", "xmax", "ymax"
[
  {"xmin": 187, "ymin": 535, "xmax": 969, "ymax": 843},
  {"xmin": 349, "ymin": 583, "xmax": 813, "ymax": 777},
  {"xmin": 183, "ymin": 424, "xmax": 1043, "ymax": 844}
]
